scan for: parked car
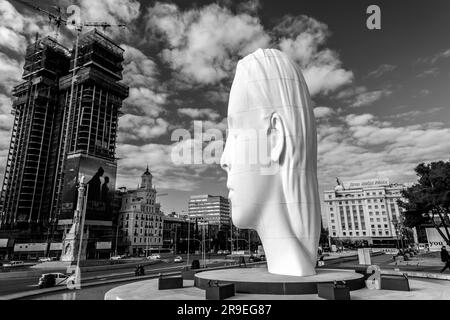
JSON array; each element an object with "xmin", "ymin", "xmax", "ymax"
[
  {"xmin": 110, "ymin": 255, "xmax": 123, "ymax": 261},
  {"xmin": 38, "ymin": 273, "xmax": 76, "ymax": 289},
  {"xmin": 38, "ymin": 257, "xmax": 53, "ymax": 263},
  {"xmin": 174, "ymin": 256, "xmax": 183, "ymax": 263},
  {"xmin": 223, "ymin": 250, "xmax": 230, "ymax": 255},
  {"xmin": 217, "ymin": 250, "xmax": 224, "ymax": 255},
  {"xmin": 3, "ymin": 261, "xmax": 24, "ymax": 267},
  {"xmin": 248, "ymin": 255, "xmax": 261, "ymax": 263}
]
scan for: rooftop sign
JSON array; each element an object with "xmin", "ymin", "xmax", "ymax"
[{"xmin": 344, "ymin": 178, "xmax": 390, "ymax": 189}]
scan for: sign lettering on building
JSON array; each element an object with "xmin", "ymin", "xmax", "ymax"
[{"xmin": 344, "ymin": 178, "xmax": 390, "ymax": 189}]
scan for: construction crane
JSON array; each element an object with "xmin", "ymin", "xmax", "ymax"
[
  {"xmin": 13, "ymin": 0, "xmax": 66, "ymax": 39},
  {"xmin": 13, "ymin": 0, "xmax": 126, "ymax": 38}
]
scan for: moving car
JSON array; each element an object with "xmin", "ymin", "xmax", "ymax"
[
  {"xmin": 110, "ymin": 255, "xmax": 123, "ymax": 261},
  {"xmin": 147, "ymin": 254, "xmax": 161, "ymax": 260},
  {"xmin": 38, "ymin": 273, "xmax": 77, "ymax": 289},
  {"xmin": 174, "ymin": 256, "xmax": 183, "ymax": 263},
  {"xmin": 223, "ymin": 250, "xmax": 230, "ymax": 255},
  {"xmin": 217, "ymin": 250, "xmax": 224, "ymax": 255}
]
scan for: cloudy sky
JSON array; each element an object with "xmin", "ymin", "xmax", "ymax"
[{"xmin": 1, "ymin": 0, "xmax": 450, "ymax": 215}]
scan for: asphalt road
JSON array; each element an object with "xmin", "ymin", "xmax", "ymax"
[
  {"xmin": 0, "ymin": 254, "xmax": 225, "ymax": 297},
  {"xmin": 325, "ymin": 253, "xmax": 449, "ymax": 273}
]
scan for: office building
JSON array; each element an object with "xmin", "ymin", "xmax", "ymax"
[
  {"xmin": 324, "ymin": 178, "xmax": 408, "ymax": 246},
  {"xmin": 162, "ymin": 212, "xmax": 195, "ymax": 254},
  {"xmin": 188, "ymin": 194, "xmax": 231, "ymax": 250}
]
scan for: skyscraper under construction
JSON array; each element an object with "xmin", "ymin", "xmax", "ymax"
[{"xmin": 0, "ymin": 30, "xmax": 128, "ymax": 255}]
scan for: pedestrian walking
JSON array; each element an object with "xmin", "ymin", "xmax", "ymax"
[{"xmin": 440, "ymin": 246, "xmax": 450, "ymax": 273}]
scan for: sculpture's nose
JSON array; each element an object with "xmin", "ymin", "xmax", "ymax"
[{"xmin": 220, "ymin": 140, "xmax": 230, "ymax": 172}]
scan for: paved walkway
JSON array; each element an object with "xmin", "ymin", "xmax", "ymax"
[{"xmin": 104, "ymin": 277, "xmax": 450, "ymax": 300}]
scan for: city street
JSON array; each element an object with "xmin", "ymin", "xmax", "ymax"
[{"xmin": 0, "ymin": 254, "xmax": 229, "ymax": 298}]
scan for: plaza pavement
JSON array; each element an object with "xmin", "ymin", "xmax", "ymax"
[{"xmin": 104, "ymin": 276, "xmax": 450, "ymax": 300}]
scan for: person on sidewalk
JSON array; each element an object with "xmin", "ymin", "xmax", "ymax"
[{"xmin": 440, "ymin": 246, "xmax": 450, "ymax": 273}]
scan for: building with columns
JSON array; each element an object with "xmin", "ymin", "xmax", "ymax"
[
  {"xmin": 117, "ymin": 167, "xmax": 163, "ymax": 256},
  {"xmin": 324, "ymin": 178, "xmax": 413, "ymax": 247}
]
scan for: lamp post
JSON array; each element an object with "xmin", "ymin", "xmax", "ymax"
[{"xmin": 187, "ymin": 217, "xmax": 190, "ymax": 266}]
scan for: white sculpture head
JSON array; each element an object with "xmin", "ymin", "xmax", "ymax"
[{"xmin": 220, "ymin": 48, "xmax": 321, "ymax": 276}]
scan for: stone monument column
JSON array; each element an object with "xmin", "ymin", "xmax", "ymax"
[{"xmin": 60, "ymin": 176, "xmax": 88, "ymax": 262}]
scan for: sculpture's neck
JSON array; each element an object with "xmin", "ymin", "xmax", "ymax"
[{"xmin": 256, "ymin": 204, "xmax": 317, "ymax": 277}]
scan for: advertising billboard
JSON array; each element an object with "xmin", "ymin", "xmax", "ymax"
[
  {"xmin": 425, "ymin": 227, "xmax": 448, "ymax": 251},
  {"xmin": 0, "ymin": 239, "xmax": 8, "ymax": 248},
  {"xmin": 60, "ymin": 153, "xmax": 117, "ymax": 222},
  {"xmin": 95, "ymin": 241, "xmax": 112, "ymax": 250},
  {"xmin": 14, "ymin": 243, "xmax": 48, "ymax": 252},
  {"xmin": 49, "ymin": 243, "xmax": 63, "ymax": 251}
]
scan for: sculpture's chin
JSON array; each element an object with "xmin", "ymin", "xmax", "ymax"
[{"xmin": 231, "ymin": 210, "xmax": 256, "ymax": 229}]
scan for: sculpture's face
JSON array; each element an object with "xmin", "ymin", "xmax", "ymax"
[{"xmin": 220, "ymin": 64, "xmax": 274, "ymax": 228}]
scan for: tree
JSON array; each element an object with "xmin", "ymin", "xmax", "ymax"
[
  {"xmin": 398, "ymin": 160, "xmax": 450, "ymax": 245},
  {"xmin": 319, "ymin": 225, "xmax": 329, "ymax": 247}
]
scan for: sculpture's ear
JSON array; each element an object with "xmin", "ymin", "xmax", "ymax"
[{"xmin": 269, "ymin": 112, "xmax": 285, "ymax": 163}]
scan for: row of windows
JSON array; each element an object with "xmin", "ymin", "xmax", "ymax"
[
  {"xmin": 327, "ymin": 190, "xmax": 402, "ymax": 200},
  {"xmin": 338, "ymin": 229, "xmax": 391, "ymax": 237},
  {"xmin": 133, "ymin": 237, "xmax": 162, "ymax": 244},
  {"xmin": 123, "ymin": 214, "xmax": 163, "ymax": 221}
]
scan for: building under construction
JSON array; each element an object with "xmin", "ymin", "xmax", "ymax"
[{"xmin": 0, "ymin": 29, "xmax": 128, "ymax": 258}]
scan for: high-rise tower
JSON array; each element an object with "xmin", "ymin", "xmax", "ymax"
[
  {"xmin": 0, "ymin": 37, "xmax": 70, "ymax": 233},
  {"xmin": 0, "ymin": 30, "xmax": 128, "ymax": 258}
]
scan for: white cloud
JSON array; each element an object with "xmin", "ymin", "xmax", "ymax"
[
  {"xmin": 351, "ymin": 89, "xmax": 392, "ymax": 107},
  {"xmin": 416, "ymin": 67, "xmax": 439, "ymax": 78},
  {"xmin": 345, "ymin": 114, "xmax": 375, "ymax": 127},
  {"xmin": 146, "ymin": 4, "xmax": 352, "ymax": 96},
  {"xmin": 275, "ymin": 15, "xmax": 353, "ymax": 95},
  {"xmin": 118, "ymin": 115, "xmax": 169, "ymax": 142},
  {"xmin": 116, "ymin": 142, "xmax": 220, "ymax": 191},
  {"xmin": 146, "ymin": 2, "xmax": 270, "ymax": 85},
  {"xmin": 336, "ymin": 86, "xmax": 392, "ymax": 107},
  {"xmin": 0, "ymin": 52, "xmax": 23, "ymax": 93},
  {"xmin": 124, "ymin": 87, "xmax": 167, "ymax": 118},
  {"xmin": 313, "ymin": 106, "xmax": 335, "ymax": 119},
  {"xmin": 317, "ymin": 113, "xmax": 450, "ymax": 190},
  {"xmin": 121, "ymin": 44, "xmax": 159, "ymax": 88},
  {"xmin": 366, "ymin": 64, "xmax": 397, "ymax": 78},
  {"xmin": 177, "ymin": 108, "xmax": 221, "ymax": 121}
]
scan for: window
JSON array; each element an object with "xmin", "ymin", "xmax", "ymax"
[{"xmin": 343, "ymin": 232, "xmax": 346, "ymax": 236}]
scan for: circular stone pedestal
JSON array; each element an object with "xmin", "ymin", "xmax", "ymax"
[{"xmin": 195, "ymin": 268, "xmax": 365, "ymax": 295}]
